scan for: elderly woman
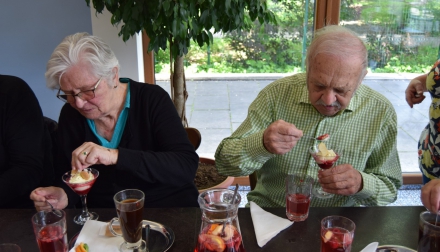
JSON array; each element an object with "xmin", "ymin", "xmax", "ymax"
[{"xmin": 30, "ymin": 32, "xmax": 199, "ymax": 210}]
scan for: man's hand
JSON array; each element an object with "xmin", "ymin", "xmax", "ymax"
[
  {"xmin": 318, "ymin": 164, "xmax": 363, "ymax": 195},
  {"xmin": 263, "ymin": 120, "xmax": 303, "ymax": 155},
  {"xmin": 421, "ymin": 179, "xmax": 440, "ymax": 213}
]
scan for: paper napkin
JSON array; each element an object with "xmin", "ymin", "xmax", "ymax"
[
  {"xmin": 68, "ymin": 220, "xmax": 124, "ymax": 252},
  {"xmin": 360, "ymin": 242, "xmax": 379, "ymax": 252},
  {"xmin": 249, "ymin": 201, "xmax": 293, "ymax": 247}
]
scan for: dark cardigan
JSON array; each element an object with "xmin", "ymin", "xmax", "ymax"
[{"xmin": 55, "ymin": 78, "xmax": 199, "ymax": 208}]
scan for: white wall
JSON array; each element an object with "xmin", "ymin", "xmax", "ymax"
[{"xmin": 89, "ymin": 7, "xmax": 144, "ymax": 82}]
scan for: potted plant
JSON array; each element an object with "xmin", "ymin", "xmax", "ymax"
[
  {"xmin": 185, "ymin": 127, "xmax": 233, "ymax": 192},
  {"xmin": 85, "ymin": 0, "xmax": 277, "ymax": 126}
]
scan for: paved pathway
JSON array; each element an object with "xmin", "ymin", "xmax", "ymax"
[{"xmin": 156, "ymin": 73, "xmax": 429, "ymax": 174}]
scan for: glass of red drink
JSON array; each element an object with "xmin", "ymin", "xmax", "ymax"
[
  {"xmin": 62, "ymin": 168, "xmax": 99, "ymax": 225},
  {"xmin": 195, "ymin": 189, "xmax": 245, "ymax": 252},
  {"xmin": 285, "ymin": 174, "xmax": 314, "ymax": 221},
  {"xmin": 32, "ymin": 210, "xmax": 68, "ymax": 252},
  {"xmin": 309, "ymin": 144, "xmax": 342, "ymax": 199},
  {"xmin": 418, "ymin": 211, "xmax": 440, "ymax": 251},
  {"xmin": 321, "ymin": 216, "xmax": 355, "ymax": 252}
]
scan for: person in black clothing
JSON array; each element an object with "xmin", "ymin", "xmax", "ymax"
[
  {"xmin": 30, "ymin": 32, "xmax": 199, "ymax": 210},
  {"xmin": 0, "ymin": 75, "xmax": 53, "ymax": 208}
]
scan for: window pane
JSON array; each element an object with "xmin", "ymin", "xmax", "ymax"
[{"xmin": 340, "ymin": 0, "xmax": 438, "ymax": 72}]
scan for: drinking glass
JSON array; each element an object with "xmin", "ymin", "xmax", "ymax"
[
  {"xmin": 321, "ymin": 215, "xmax": 355, "ymax": 252},
  {"xmin": 31, "ymin": 210, "xmax": 68, "ymax": 252},
  {"xmin": 418, "ymin": 211, "xmax": 440, "ymax": 251},
  {"xmin": 62, "ymin": 168, "xmax": 99, "ymax": 225},
  {"xmin": 0, "ymin": 244, "xmax": 21, "ymax": 252},
  {"xmin": 109, "ymin": 189, "xmax": 146, "ymax": 252},
  {"xmin": 309, "ymin": 144, "xmax": 342, "ymax": 199},
  {"xmin": 285, "ymin": 173, "xmax": 314, "ymax": 221}
]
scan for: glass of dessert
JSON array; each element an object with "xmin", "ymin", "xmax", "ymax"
[
  {"xmin": 321, "ymin": 215, "xmax": 355, "ymax": 252},
  {"xmin": 62, "ymin": 168, "xmax": 99, "ymax": 225},
  {"xmin": 309, "ymin": 142, "xmax": 342, "ymax": 199},
  {"xmin": 195, "ymin": 189, "xmax": 245, "ymax": 252}
]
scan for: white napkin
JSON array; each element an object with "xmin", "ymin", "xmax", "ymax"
[
  {"xmin": 249, "ymin": 201, "xmax": 293, "ymax": 247},
  {"xmin": 360, "ymin": 242, "xmax": 379, "ymax": 252},
  {"xmin": 68, "ymin": 220, "xmax": 124, "ymax": 252}
]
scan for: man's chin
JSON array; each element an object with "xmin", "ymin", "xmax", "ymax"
[{"xmin": 318, "ymin": 108, "xmax": 340, "ymax": 117}]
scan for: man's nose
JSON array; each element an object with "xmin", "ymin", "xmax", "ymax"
[{"xmin": 320, "ymin": 90, "xmax": 337, "ymax": 105}]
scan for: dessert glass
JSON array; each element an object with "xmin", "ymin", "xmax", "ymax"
[
  {"xmin": 309, "ymin": 144, "xmax": 342, "ymax": 199},
  {"xmin": 62, "ymin": 168, "xmax": 99, "ymax": 225}
]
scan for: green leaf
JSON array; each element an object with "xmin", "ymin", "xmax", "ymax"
[{"xmin": 200, "ymin": 9, "xmax": 209, "ymax": 23}]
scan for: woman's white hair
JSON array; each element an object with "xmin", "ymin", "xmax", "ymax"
[
  {"xmin": 306, "ymin": 25, "xmax": 368, "ymax": 82},
  {"xmin": 45, "ymin": 32, "xmax": 120, "ymax": 90}
]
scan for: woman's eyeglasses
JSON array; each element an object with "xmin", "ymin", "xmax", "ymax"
[{"xmin": 56, "ymin": 77, "xmax": 103, "ymax": 103}]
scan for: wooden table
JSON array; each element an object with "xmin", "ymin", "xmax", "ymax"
[{"xmin": 0, "ymin": 206, "xmax": 425, "ymax": 251}]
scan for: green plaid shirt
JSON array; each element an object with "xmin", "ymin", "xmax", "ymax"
[{"xmin": 215, "ymin": 73, "xmax": 402, "ymax": 207}]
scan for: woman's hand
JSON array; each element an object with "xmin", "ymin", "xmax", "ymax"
[
  {"xmin": 30, "ymin": 187, "xmax": 68, "ymax": 211},
  {"xmin": 421, "ymin": 179, "xmax": 440, "ymax": 213},
  {"xmin": 405, "ymin": 75, "xmax": 427, "ymax": 108},
  {"xmin": 71, "ymin": 142, "xmax": 119, "ymax": 170}
]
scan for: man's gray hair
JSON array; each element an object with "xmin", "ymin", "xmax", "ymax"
[
  {"xmin": 306, "ymin": 25, "xmax": 368, "ymax": 83},
  {"xmin": 45, "ymin": 32, "xmax": 120, "ymax": 90}
]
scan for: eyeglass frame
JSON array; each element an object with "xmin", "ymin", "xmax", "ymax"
[{"xmin": 56, "ymin": 77, "xmax": 103, "ymax": 103}]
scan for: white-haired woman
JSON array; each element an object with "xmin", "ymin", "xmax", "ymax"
[{"xmin": 30, "ymin": 32, "xmax": 199, "ymax": 210}]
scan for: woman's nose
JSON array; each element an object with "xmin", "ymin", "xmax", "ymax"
[{"xmin": 73, "ymin": 96, "xmax": 87, "ymax": 108}]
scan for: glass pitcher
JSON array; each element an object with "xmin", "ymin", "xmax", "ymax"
[{"xmin": 195, "ymin": 189, "xmax": 245, "ymax": 252}]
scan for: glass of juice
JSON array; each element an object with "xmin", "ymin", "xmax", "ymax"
[
  {"xmin": 321, "ymin": 215, "xmax": 355, "ymax": 252},
  {"xmin": 31, "ymin": 210, "xmax": 68, "ymax": 252},
  {"xmin": 418, "ymin": 211, "xmax": 440, "ymax": 252},
  {"xmin": 285, "ymin": 173, "xmax": 314, "ymax": 221}
]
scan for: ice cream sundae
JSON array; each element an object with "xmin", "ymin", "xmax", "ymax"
[{"xmin": 311, "ymin": 142, "xmax": 340, "ymax": 169}]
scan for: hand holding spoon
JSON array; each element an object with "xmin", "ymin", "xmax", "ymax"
[{"xmin": 46, "ymin": 200, "xmax": 62, "ymax": 217}]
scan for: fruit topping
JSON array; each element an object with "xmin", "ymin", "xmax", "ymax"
[
  {"xmin": 324, "ymin": 230, "xmax": 333, "ymax": 243},
  {"xmin": 211, "ymin": 224, "xmax": 236, "ymax": 241},
  {"xmin": 198, "ymin": 234, "xmax": 226, "ymax": 252},
  {"xmin": 317, "ymin": 134, "xmax": 329, "ymax": 141},
  {"xmin": 80, "ymin": 170, "xmax": 90, "ymax": 180}
]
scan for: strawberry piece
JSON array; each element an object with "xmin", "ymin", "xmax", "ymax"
[{"xmin": 317, "ymin": 133, "xmax": 329, "ymax": 141}]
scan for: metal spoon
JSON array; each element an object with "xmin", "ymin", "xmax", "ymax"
[
  {"xmin": 221, "ymin": 184, "xmax": 239, "ymax": 236},
  {"xmin": 46, "ymin": 201, "xmax": 62, "ymax": 217}
]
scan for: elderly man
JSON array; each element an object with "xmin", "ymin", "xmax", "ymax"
[{"xmin": 215, "ymin": 25, "xmax": 402, "ymax": 207}]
